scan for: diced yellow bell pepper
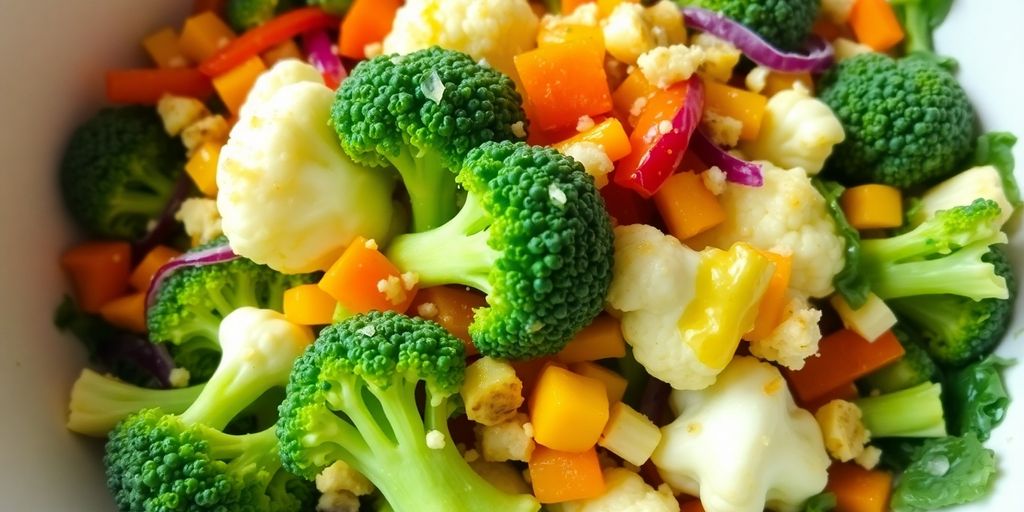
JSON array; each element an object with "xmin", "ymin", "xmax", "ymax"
[
  {"xmin": 212, "ymin": 56, "xmax": 267, "ymax": 115},
  {"xmin": 529, "ymin": 365, "xmax": 609, "ymax": 453},
  {"xmin": 184, "ymin": 141, "xmax": 221, "ymax": 197},
  {"xmin": 283, "ymin": 284, "xmax": 338, "ymax": 326},
  {"xmin": 703, "ymin": 79, "xmax": 768, "ymax": 140},
  {"xmin": 143, "ymin": 28, "xmax": 190, "ymax": 69},
  {"xmin": 262, "ymin": 40, "xmax": 303, "ymax": 66},
  {"xmin": 178, "ymin": 11, "xmax": 236, "ymax": 63},
  {"xmin": 841, "ymin": 184, "xmax": 903, "ymax": 230}
]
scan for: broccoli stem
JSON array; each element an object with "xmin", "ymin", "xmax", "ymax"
[
  {"xmin": 386, "ymin": 193, "xmax": 497, "ymax": 292},
  {"xmin": 866, "ymin": 243, "xmax": 1009, "ymax": 301},
  {"xmin": 388, "ymin": 148, "xmax": 459, "ymax": 232},
  {"xmin": 856, "ymin": 382, "xmax": 947, "ymax": 438},
  {"xmin": 889, "ymin": 296, "xmax": 964, "ymax": 345},
  {"xmin": 901, "ymin": 3, "xmax": 934, "ymax": 54},
  {"xmin": 67, "ymin": 369, "xmax": 205, "ymax": 436},
  {"xmin": 180, "ymin": 356, "xmax": 287, "ymax": 430}
]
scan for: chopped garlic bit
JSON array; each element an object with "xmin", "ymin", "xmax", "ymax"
[
  {"xmin": 576, "ymin": 115, "xmax": 597, "ymax": 132},
  {"xmin": 548, "ymin": 183, "xmax": 568, "ymax": 206},
  {"xmin": 702, "ymin": 166, "xmax": 727, "ymax": 196},
  {"xmin": 637, "ymin": 44, "xmax": 705, "ymax": 89},
  {"xmin": 745, "ymin": 66, "xmax": 771, "ymax": 93},
  {"xmin": 629, "ymin": 96, "xmax": 650, "ymax": 117},
  {"xmin": 510, "ymin": 121, "xmax": 527, "ymax": 139},
  {"xmin": 168, "ymin": 368, "xmax": 191, "ymax": 388},
  {"xmin": 420, "ymin": 70, "xmax": 445, "ymax": 104},
  {"xmin": 425, "ymin": 429, "xmax": 446, "ymax": 450},
  {"xmin": 356, "ymin": 325, "xmax": 376, "ymax": 337},
  {"xmin": 377, "ymin": 275, "xmax": 407, "ymax": 305},
  {"xmin": 363, "ymin": 238, "xmax": 379, "ymax": 250},
  {"xmin": 463, "ymin": 448, "xmax": 480, "ymax": 463},
  {"xmin": 416, "ymin": 302, "xmax": 439, "ymax": 319},
  {"xmin": 400, "ymin": 271, "xmax": 419, "ymax": 291}
]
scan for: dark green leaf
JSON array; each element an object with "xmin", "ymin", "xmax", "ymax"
[
  {"xmin": 891, "ymin": 434, "xmax": 997, "ymax": 512},
  {"xmin": 972, "ymin": 132, "xmax": 1021, "ymax": 208},
  {"xmin": 813, "ymin": 179, "xmax": 870, "ymax": 308},
  {"xmin": 944, "ymin": 356, "xmax": 1013, "ymax": 440}
]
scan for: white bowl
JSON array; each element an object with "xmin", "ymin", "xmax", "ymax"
[{"xmin": 0, "ymin": 1, "xmax": 1021, "ymax": 510}]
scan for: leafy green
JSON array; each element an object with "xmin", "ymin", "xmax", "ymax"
[
  {"xmin": 973, "ymin": 132, "xmax": 1021, "ymax": 208},
  {"xmin": 891, "ymin": 434, "xmax": 997, "ymax": 512},
  {"xmin": 802, "ymin": 492, "xmax": 837, "ymax": 512},
  {"xmin": 944, "ymin": 356, "xmax": 1013, "ymax": 440},
  {"xmin": 812, "ymin": 179, "xmax": 869, "ymax": 308},
  {"xmin": 891, "ymin": 0, "xmax": 954, "ymax": 54}
]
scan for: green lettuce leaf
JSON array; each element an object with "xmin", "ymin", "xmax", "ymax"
[
  {"xmin": 945, "ymin": 356, "xmax": 1013, "ymax": 440},
  {"xmin": 891, "ymin": 434, "xmax": 996, "ymax": 512}
]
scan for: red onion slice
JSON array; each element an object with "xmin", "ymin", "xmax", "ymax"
[
  {"xmin": 145, "ymin": 242, "xmax": 239, "ymax": 310},
  {"xmin": 682, "ymin": 7, "xmax": 834, "ymax": 74},
  {"xmin": 132, "ymin": 175, "xmax": 192, "ymax": 263},
  {"xmin": 302, "ymin": 29, "xmax": 346, "ymax": 89},
  {"xmin": 690, "ymin": 131, "xmax": 764, "ymax": 187}
]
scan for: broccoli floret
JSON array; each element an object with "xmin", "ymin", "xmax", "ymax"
[
  {"xmin": 856, "ymin": 382, "xmax": 947, "ymax": 438},
  {"xmin": 67, "ymin": 368, "xmax": 205, "ymax": 437},
  {"xmin": 819, "ymin": 53, "xmax": 975, "ymax": 188},
  {"xmin": 306, "ymin": 0, "xmax": 352, "ymax": 15},
  {"xmin": 147, "ymin": 238, "xmax": 316, "ymax": 381},
  {"xmin": 860, "ymin": 199, "xmax": 1008, "ymax": 302},
  {"xmin": 60, "ymin": 106, "xmax": 185, "ymax": 240},
  {"xmin": 859, "ymin": 327, "xmax": 938, "ymax": 394},
  {"xmin": 678, "ymin": 0, "xmax": 819, "ymax": 50},
  {"xmin": 385, "ymin": 141, "xmax": 614, "ymax": 359},
  {"xmin": 332, "ymin": 47, "xmax": 527, "ymax": 232},
  {"xmin": 890, "ymin": 247, "xmax": 1016, "ymax": 367},
  {"xmin": 226, "ymin": 0, "xmax": 278, "ymax": 30},
  {"xmin": 276, "ymin": 312, "xmax": 540, "ymax": 512}
]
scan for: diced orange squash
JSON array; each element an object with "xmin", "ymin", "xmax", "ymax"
[
  {"xmin": 763, "ymin": 71, "xmax": 814, "ymax": 96},
  {"xmin": 129, "ymin": 246, "xmax": 182, "ymax": 292},
  {"xmin": 319, "ymin": 237, "xmax": 417, "ymax": 314},
  {"xmin": 841, "ymin": 184, "xmax": 903, "ymax": 230},
  {"xmin": 409, "ymin": 286, "xmax": 486, "ymax": 355},
  {"xmin": 826, "ymin": 462, "xmax": 893, "ymax": 512},
  {"xmin": 529, "ymin": 446, "xmax": 606, "ymax": 503},
  {"xmin": 60, "ymin": 242, "xmax": 132, "ymax": 314},
  {"xmin": 538, "ymin": 22, "xmax": 604, "ymax": 49},
  {"xmin": 612, "ymin": 69, "xmax": 658, "ymax": 126},
  {"xmin": 553, "ymin": 118, "xmax": 632, "ymax": 162},
  {"xmin": 185, "ymin": 142, "xmax": 222, "ymax": 197},
  {"xmin": 784, "ymin": 330, "xmax": 905, "ymax": 405},
  {"xmin": 283, "ymin": 284, "xmax": 338, "ymax": 326},
  {"xmin": 745, "ymin": 251, "xmax": 793, "ymax": 342},
  {"xmin": 561, "ymin": 0, "xmax": 596, "ymax": 13},
  {"xmin": 212, "ymin": 56, "xmax": 267, "ymax": 115},
  {"xmin": 529, "ymin": 365, "xmax": 610, "ymax": 452},
  {"xmin": 339, "ymin": 0, "xmax": 402, "ymax": 60},
  {"xmin": 261, "ymin": 39, "xmax": 303, "ymax": 66},
  {"xmin": 849, "ymin": 0, "xmax": 905, "ymax": 52},
  {"xmin": 99, "ymin": 293, "xmax": 147, "ymax": 333},
  {"xmin": 703, "ymin": 80, "xmax": 768, "ymax": 140},
  {"xmin": 143, "ymin": 28, "xmax": 190, "ymax": 69},
  {"xmin": 570, "ymin": 362, "xmax": 627, "ymax": 404},
  {"xmin": 515, "ymin": 40, "xmax": 613, "ymax": 131},
  {"xmin": 178, "ymin": 11, "xmax": 236, "ymax": 63},
  {"xmin": 556, "ymin": 315, "xmax": 626, "ymax": 363},
  {"xmin": 653, "ymin": 171, "xmax": 726, "ymax": 240}
]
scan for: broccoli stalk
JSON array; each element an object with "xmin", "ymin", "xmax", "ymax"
[
  {"xmin": 891, "ymin": 0, "xmax": 954, "ymax": 55},
  {"xmin": 67, "ymin": 369, "xmax": 205, "ymax": 437},
  {"xmin": 859, "ymin": 328, "xmax": 938, "ymax": 394},
  {"xmin": 385, "ymin": 141, "xmax": 615, "ymax": 359},
  {"xmin": 277, "ymin": 312, "xmax": 540, "ymax": 512},
  {"xmin": 856, "ymin": 382, "xmax": 947, "ymax": 438}
]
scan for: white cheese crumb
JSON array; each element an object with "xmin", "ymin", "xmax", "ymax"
[
  {"xmin": 175, "ymin": 198, "xmax": 223, "ymax": 246},
  {"xmin": 400, "ymin": 272, "xmax": 419, "ymax": 291},
  {"xmin": 364, "ymin": 42, "xmax": 383, "ymax": 59},
  {"xmin": 156, "ymin": 94, "xmax": 209, "ymax": 136},
  {"xmin": 416, "ymin": 302, "xmax": 439, "ymax": 319},
  {"xmin": 548, "ymin": 183, "xmax": 567, "ymax": 207},
  {"xmin": 657, "ymin": 119, "xmax": 673, "ymax": 135},
  {"xmin": 562, "ymin": 141, "xmax": 614, "ymax": 189},
  {"xmin": 510, "ymin": 121, "xmax": 526, "ymax": 139},
  {"xmin": 855, "ymin": 445, "xmax": 882, "ymax": 470},
  {"xmin": 702, "ymin": 166, "xmax": 728, "ymax": 196},
  {"xmin": 357, "ymin": 325, "xmax": 376, "ymax": 337},
  {"xmin": 745, "ymin": 66, "xmax": 770, "ymax": 93},
  {"xmin": 629, "ymin": 96, "xmax": 650, "ymax": 117},
  {"xmin": 637, "ymin": 44, "xmax": 706, "ymax": 89},
  {"xmin": 376, "ymin": 275, "xmax": 407, "ymax": 305},
  {"xmin": 425, "ymin": 430, "xmax": 446, "ymax": 450},
  {"xmin": 690, "ymin": 33, "xmax": 742, "ymax": 83},
  {"xmin": 363, "ymin": 238, "xmax": 379, "ymax": 250},
  {"xmin": 576, "ymin": 115, "xmax": 596, "ymax": 132},
  {"xmin": 181, "ymin": 115, "xmax": 229, "ymax": 157},
  {"xmin": 522, "ymin": 422, "xmax": 535, "ymax": 439},
  {"xmin": 420, "ymin": 70, "xmax": 445, "ymax": 104},
  {"xmin": 168, "ymin": 368, "xmax": 191, "ymax": 388},
  {"xmin": 701, "ymin": 111, "xmax": 743, "ymax": 148}
]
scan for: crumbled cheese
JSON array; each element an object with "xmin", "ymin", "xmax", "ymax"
[
  {"xmin": 701, "ymin": 111, "xmax": 743, "ymax": 148},
  {"xmin": 363, "ymin": 42, "xmax": 383, "ymax": 59},
  {"xmin": 657, "ymin": 120, "xmax": 673, "ymax": 135},
  {"xmin": 576, "ymin": 115, "xmax": 596, "ymax": 132},
  {"xmin": 420, "ymin": 70, "xmax": 445, "ymax": 104},
  {"xmin": 363, "ymin": 238, "xmax": 379, "ymax": 250},
  {"xmin": 156, "ymin": 95, "xmax": 209, "ymax": 136},
  {"xmin": 316, "ymin": 461, "xmax": 375, "ymax": 496},
  {"xmin": 464, "ymin": 448, "xmax": 481, "ymax": 463},
  {"xmin": 181, "ymin": 115, "xmax": 230, "ymax": 156},
  {"xmin": 510, "ymin": 121, "xmax": 527, "ymax": 139},
  {"xmin": 745, "ymin": 66, "xmax": 771, "ymax": 93},
  {"xmin": 400, "ymin": 272, "xmax": 419, "ymax": 291},
  {"xmin": 642, "ymin": 0, "xmax": 687, "ymax": 46},
  {"xmin": 376, "ymin": 275, "xmax": 407, "ymax": 305},
  {"xmin": 357, "ymin": 325, "xmax": 376, "ymax": 337},
  {"xmin": 834, "ymin": 37, "xmax": 874, "ymax": 62},
  {"xmin": 317, "ymin": 491, "xmax": 359, "ymax": 512},
  {"xmin": 175, "ymin": 198, "xmax": 223, "ymax": 246},
  {"xmin": 562, "ymin": 141, "xmax": 614, "ymax": 189},
  {"xmin": 855, "ymin": 445, "xmax": 882, "ymax": 471},
  {"xmin": 425, "ymin": 429, "xmax": 447, "ymax": 450},
  {"xmin": 549, "ymin": 183, "xmax": 568, "ymax": 206},
  {"xmin": 690, "ymin": 33, "xmax": 742, "ymax": 82},
  {"xmin": 702, "ymin": 166, "xmax": 728, "ymax": 196},
  {"xmin": 629, "ymin": 96, "xmax": 650, "ymax": 117},
  {"xmin": 541, "ymin": 2, "xmax": 599, "ymax": 28},
  {"xmin": 821, "ymin": 0, "xmax": 856, "ymax": 25},
  {"xmin": 168, "ymin": 368, "xmax": 191, "ymax": 388},
  {"xmin": 522, "ymin": 422, "xmax": 535, "ymax": 439},
  {"xmin": 602, "ymin": 3, "xmax": 657, "ymax": 65},
  {"xmin": 815, "ymin": 399, "xmax": 869, "ymax": 462},
  {"xmin": 416, "ymin": 302, "xmax": 439, "ymax": 319},
  {"xmin": 637, "ymin": 44, "xmax": 705, "ymax": 89}
]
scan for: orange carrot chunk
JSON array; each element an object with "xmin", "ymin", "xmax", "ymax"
[
  {"xmin": 211, "ymin": 56, "xmax": 267, "ymax": 115},
  {"xmin": 408, "ymin": 286, "xmax": 487, "ymax": 355},
  {"xmin": 849, "ymin": 0, "xmax": 905, "ymax": 52},
  {"xmin": 60, "ymin": 242, "xmax": 133, "ymax": 314},
  {"xmin": 339, "ymin": 0, "xmax": 402, "ymax": 60},
  {"xmin": 784, "ymin": 329, "xmax": 905, "ymax": 405},
  {"xmin": 529, "ymin": 365, "xmax": 610, "ymax": 452},
  {"xmin": 826, "ymin": 462, "xmax": 894, "ymax": 512},
  {"xmin": 653, "ymin": 171, "xmax": 725, "ymax": 240},
  {"xmin": 745, "ymin": 251, "xmax": 793, "ymax": 342},
  {"xmin": 99, "ymin": 293, "xmax": 148, "ymax": 333},
  {"xmin": 515, "ymin": 40, "xmax": 613, "ymax": 131},
  {"xmin": 283, "ymin": 284, "xmax": 338, "ymax": 326},
  {"xmin": 556, "ymin": 315, "xmax": 627, "ymax": 363},
  {"xmin": 529, "ymin": 446, "xmax": 606, "ymax": 503},
  {"xmin": 319, "ymin": 237, "xmax": 418, "ymax": 315},
  {"xmin": 129, "ymin": 246, "xmax": 182, "ymax": 292}
]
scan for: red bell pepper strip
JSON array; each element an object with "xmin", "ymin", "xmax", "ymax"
[{"xmin": 106, "ymin": 69, "xmax": 213, "ymax": 104}]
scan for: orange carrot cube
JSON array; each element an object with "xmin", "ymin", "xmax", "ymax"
[
  {"xmin": 319, "ymin": 237, "xmax": 418, "ymax": 315},
  {"xmin": 826, "ymin": 462, "xmax": 893, "ymax": 512},
  {"xmin": 849, "ymin": 0, "xmax": 905, "ymax": 52},
  {"xmin": 529, "ymin": 446, "xmax": 606, "ymax": 503},
  {"xmin": 99, "ymin": 293, "xmax": 148, "ymax": 333},
  {"xmin": 212, "ymin": 56, "xmax": 266, "ymax": 115},
  {"xmin": 556, "ymin": 315, "xmax": 626, "ymax": 363},
  {"xmin": 653, "ymin": 171, "xmax": 726, "ymax": 240},
  {"xmin": 178, "ymin": 11, "xmax": 236, "ymax": 63},
  {"xmin": 515, "ymin": 40, "xmax": 613, "ymax": 131},
  {"xmin": 745, "ymin": 251, "xmax": 793, "ymax": 342},
  {"xmin": 529, "ymin": 365, "xmax": 609, "ymax": 452},
  {"xmin": 60, "ymin": 242, "xmax": 132, "ymax": 314},
  {"xmin": 129, "ymin": 245, "xmax": 182, "ymax": 292},
  {"xmin": 409, "ymin": 286, "xmax": 487, "ymax": 354}
]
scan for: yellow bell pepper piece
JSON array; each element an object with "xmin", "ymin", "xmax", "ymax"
[
  {"xmin": 178, "ymin": 11, "xmax": 236, "ymax": 63},
  {"xmin": 283, "ymin": 284, "xmax": 339, "ymax": 326},
  {"xmin": 556, "ymin": 315, "xmax": 626, "ymax": 363},
  {"xmin": 185, "ymin": 142, "xmax": 221, "ymax": 197},
  {"xmin": 703, "ymin": 79, "xmax": 769, "ymax": 140},
  {"xmin": 212, "ymin": 56, "xmax": 267, "ymax": 115},
  {"xmin": 841, "ymin": 184, "xmax": 903, "ymax": 230},
  {"xmin": 143, "ymin": 28, "xmax": 190, "ymax": 69}
]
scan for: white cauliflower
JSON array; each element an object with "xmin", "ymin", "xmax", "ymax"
[
  {"xmin": 739, "ymin": 88, "xmax": 846, "ymax": 175},
  {"xmin": 912, "ymin": 165, "xmax": 1015, "ymax": 228},
  {"xmin": 652, "ymin": 357, "xmax": 830, "ymax": 512},
  {"xmin": 554, "ymin": 468, "xmax": 679, "ymax": 512},
  {"xmin": 602, "ymin": 3, "xmax": 657, "ymax": 65},
  {"xmin": 815, "ymin": 399, "xmax": 869, "ymax": 463},
  {"xmin": 606, "ymin": 225, "xmax": 774, "ymax": 390},
  {"xmin": 156, "ymin": 94, "xmax": 209, "ymax": 136},
  {"xmin": 477, "ymin": 412, "xmax": 536, "ymax": 462},
  {"xmin": 747, "ymin": 292, "xmax": 822, "ymax": 371},
  {"xmin": 218, "ymin": 308, "xmax": 314, "ymax": 382},
  {"xmin": 687, "ymin": 164, "xmax": 846, "ymax": 298},
  {"xmin": 637, "ymin": 44, "xmax": 705, "ymax": 89},
  {"xmin": 382, "ymin": 0, "xmax": 539, "ymax": 78},
  {"xmin": 175, "ymin": 197, "xmax": 223, "ymax": 246},
  {"xmin": 217, "ymin": 61, "xmax": 396, "ymax": 274}
]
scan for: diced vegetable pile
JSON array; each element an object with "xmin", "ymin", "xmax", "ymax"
[{"xmin": 55, "ymin": 0, "xmax": 1018, "ymax": 511}]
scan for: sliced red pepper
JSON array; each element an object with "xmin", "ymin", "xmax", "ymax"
[
  {"xmin": 106, "ymin": 69, "xmax": 213, "ymax": 104},
  {"xmin": 600, "ymin": 181, "xmax": 660, "ymax": 227}
]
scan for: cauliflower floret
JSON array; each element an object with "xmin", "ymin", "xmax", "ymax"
[
  {"xmin": 156, "ymin": 94, "xmax": 209, "ymax": 136},
  {"xmin": 739, "ymin": 88, "xmax": 846, "ymax": 175},
  {"xmin": 382, "ymin": 0, "xmax": 539, "ymax": 79},
  {"xmin": 643, "ymin": 1, "xmax": 687, "ymax": 46},
  {"xmin": 652, "ymin": 357, "xmax": 830, "ymax": 512},
  {"xmin": 181, "ymin": 114, "xmax": 230, "ymax": 156},
  {"xmin": 687, "ymin": 164, "xmax": 846, "ymax": 298},
  {"xmin": 563, "ymin": 141, "xmax": 614, "ymax": 188},
  {"xmin": 637, "ymin": 44, "xmax": 705, "ymax": 89},
  {"xmin": 175, "ymin": 197, "xmax": 223, "ymax": 246},
  {"xmin": 541, "ymin": 2, "xmax": 599, "ymax": 29},
  {"xmin": 316, "ymin": 461, "xmax": 374, "ymax": 497},
  {"xmin": 701, "ymin": 111, "xmax": 743, "ymax": 148},
  {"xmin": 217, "ymin": 61, "xmax": 396, "ymax": 274},
  {"xmin": 556, "ymin": 468, "xmax": 679, "ymax": 512},
  {"xmin": 833, "ymin": 37, "xmax": 874, "ymax": 62},
  {"xmin": 747, "ymin": 291, "xmax": 823, "ymax": 371},
  {"xmin": 316, "ymin": 491, "xmax": 359, "ymax": 512},
  {"xmin": 815, "ymin": 399, "xmax": 869, "ymax": 462},
  {"xmin": 603, "ymin": 3, "xmax": 657, "ymax": 65},
  {"xmin": 477, "ymin": 412, "xmax": 536, "ymax": 462},
  {"xmin": 702, "ymin": 166, "xmax": 727, "ymax": 196},
  {"xmin": 690, "ymin": 33, "xmax": 742, "ymax": 82},
  {"xmin": 461, "ymin": 357, "xmax": 524, "ymax": 426},
  {"xmin": 821, "ymin": 0, "xmax": 856, "ymax": 25},
  {"xmin": 606, "ymin": 225, "xmax": 774, "ymax": 390}
]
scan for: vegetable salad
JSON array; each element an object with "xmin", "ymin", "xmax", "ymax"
[{"xmin": 55, "ymin": 0, "xmax": 1018, "ymax": 511}]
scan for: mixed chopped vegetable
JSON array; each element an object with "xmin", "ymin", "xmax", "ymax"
[{"xmin": 55, "ymin": 0, "xmax": 1017, "ymax": 511}]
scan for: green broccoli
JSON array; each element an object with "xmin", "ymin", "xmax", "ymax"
[
  {"xmin": 147, "ymin": 238, "xmax": 316, "ymax": 381},
  {"xmin": 105, "ymin": 307, "xmax": 314, "ymax": 511},
  {"xmin": 60, "ymin": 106, "xmax": 185, "ymax": 240},
  {"xmin": 67, "ymin": 368, "xmax": 204, "ymax": 437},
  {"xmin": 384, "ymin": 141, "xmax": 614, "ymax": 359},
  {"xmin": 891, "ymin": 0, "xmax": 954, "ymax": 55},
  {"xmin": 276, "ymin": 312, "xmax": 540, "ymax": 512},
  {"xmin": 819, "ymin": 53, "xmax": 975, "ymax": 188},
  {"xmin": 856, "ymin": 382, "xmax": 947, "ymax": 438},
  {"xmin": 890, "ymin": 247, "xmax": 1015, "ymax": 366},
  {"xmin": 332, "ymin": 47, "xmax": 527, "ymax": 232},
  {"xmin": 226, "ymin": 0, "xmax": 278, "ymax": 30},
  {"xmin": 859, "ymin": 327, "xmax": 938, "ymax": 394},
  {"xmin": 677, "ymin": 0, "xmax": 819, "ymax": 50},
  {"xmin": 860, "ymin": 199, "xmax": 1008, "ymax": 302},
  {"xmin": 306, "ymin": 0, "xmax": 352, "ymax": 15}
]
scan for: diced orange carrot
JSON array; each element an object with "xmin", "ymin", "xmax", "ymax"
[
  {"xmin": 803, "ymin": 383, "xmax": 860, "ymax": 413},
  {"xmin": 129, "ymin": 246, "xmax": 182, "ymax": 292},
  {"xmin": 339, "ymin": 0, "xmax": 401, "ymax": 59},
  {"xmin": 529, "ymin": 365, "xmax": 610, "ymax": 452},
  {"xmin": 178, "ymin": 11, "xmax": 236, "ymax": 63},
  {"xmin": 812, "ymin": 19, "xmax": 845, "ymax": 42},
  {"xmin": 841, "ymin": 184, "xmax": 903, "ymax": 230},
  {"xmin": 143, "ymin": 28, "xmax": 190, "ymax": 69},
  {"xmin": 553, "ymin": 118, "xmax": 632, "ymax": 162},
  {"xmin": 597, "ymin": 0, "xmax": 639, "ymax": 17},
  {"xmin": 185, "ymin": 142, "xmax": 222, "ymax": 197},
  {"xmin": 319, "ymin": 237, "xmax": 418, "ymax": 315},
  {"xmin": 60, "ymin": 242, "xmax": 132, "ymax": 314},
  {"xmin": 570, "ymin": 362, "xmax": 627, "ymax": 404},
  {"xmin": 106, "ymin": 69, "xmax": 214, "ymax": 104},
  {"xmin": 653, "ymin": 171, "xmax": 725, "ymax": 240},
  {"xmin": 849, "ymin": 0, "xmax": 905, "ymax": 52},
  {"xmin": 612, "ymin": 69, "xmax": 658, "ymax": 126},
  {"xmin": 561, "ymin": 0, "xmax": 596, "ymax": 13},
  {"xmin": 515, "ymin": 40, "xmax": 613, "ymax": 131},
  {"xmin": 529, "ymin": 446, "xmax": 606, "ymax": 503},
  {"xmin": 762, "ymin": 71, "xmax": 814, "ymax": 97},
  {"xmin": 745, "ymin": 251, "xmax": 793, "ymax": 342},
  {"xmin": 826, "ymin": 463, "xmax": 893, "ymax": 512},
  {"xmin": 284, "ymin": 284, "xmax": 338, "ymax": 326},
  {"xmin": 212, "ymin": 56, "xmax": 267, "ymax": 115},
  {"xmin": 99, "ymin": 293, "xmax": 147, "ymax": 333},
  {"xmin": 537, "ymin": 22, "xmax": 604, "ymax": 49},
  {"xmin": 513, "ymin": 358, "xmax": 559, "ymax": 399},
  {"xmin": 556, "ymin": 315, "xmax": 626, "ymax": 363},
  {"xmin": 784, "ymin": 330, "xmax": 905, "ymax": 405},
  {"xmin": 703, "ymin": 80, "xmax": 768, "ymax": 140},
  {"xmin": 679, "ymin": 499, "xmax": 706, "ymax": 512},
  {"xmin": 261, "ymin": 39, "xmax": 303, "ymax": 66},
  {"xmin": 409, "ymin": 286, "xmax": 487, "ymax": 355}
]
